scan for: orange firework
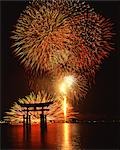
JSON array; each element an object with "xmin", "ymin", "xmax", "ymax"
[
  {"xmin": 11, "ymin": 0, "xmax": 78, "ymax": 73},
  {"xmin": 4, "ymin": 91, "xmax": 78, "ymax": 124},
  {"xmin": 11, "ymin": 0, "xmax": 114, "ymax": 76},
  {"xmin": 69, "ymin": 13, "xmax": 113, "ymax": 77}
]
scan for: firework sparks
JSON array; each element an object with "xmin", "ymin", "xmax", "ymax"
[
  {"xmin": 59, "ymin": 75, "xmax": 75, "ymax": 120},
  {"xmin": 27, "ymin": 71, "xmax": 88, "ymax": 105},
  {"xmin": 59, "ymin": 76, "xmax": 71, "ymax": 120},
  {"xmin": 11, "ymin": 0, "xmax": 114, "ymax": 76},
  {"xmin": 11, "ymin": 0, "xmax": 77, "ymax": 73},
  {"xmin": 4, "ymin": 91, "xmax": 78, "ymax": 124},
  {"xmin": 54, "ymin": 72, "xmax": 88, "ymax": 104}
]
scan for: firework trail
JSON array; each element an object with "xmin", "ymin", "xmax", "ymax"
[
  {"xmin": 11, "ymin": 0, "xmax": 113, "ymax": 77},
  {"xmin": 4, "ymin": 91, "xmax": 78, "ymax": 124}
]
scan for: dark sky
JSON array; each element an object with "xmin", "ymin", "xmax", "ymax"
[{"xmin": 1, "ymin": 1, "xmax": 120, "ymax": 119}]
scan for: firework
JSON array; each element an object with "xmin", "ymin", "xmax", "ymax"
[
  {"xmin": 4, "ymin": 91, "xmax": 78, "ymax": 124},
  {"xmin": 11, "ymin": 0, "xmax": 78, "ymax": 73},
  {"xmin": 27, "ymin": 71, "xmax": 88, "ymax": 104},
  {"xmin": 11, "ymin": 0, "xmax": 113, "ymax": 76},
  {"xmin": 69, "ymin": 13, "xmax": 113, "ymax": 76},
  {"xmin": 54, "ymin": 72, "xmax": 88, "ymax": 104}
]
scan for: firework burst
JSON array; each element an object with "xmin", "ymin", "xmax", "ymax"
[
  {"xmin": 11, "ymin": 0, "xmax": 77, "ymax": 73},
  {"xmin": 11, "ymin": 0, "xmax": 114, "ymax": 76},
  {"xmin": 4, "ymin": 91, "xmax": 78, "ymax": 124},
  {"xmin": 53, "ymin": 72, "xmax": 88, "ymax": 104},
  {"xmin": 27, "ymin": 71, "xmax": 88, "ymax": 104},
  {"xmin": 69, "ymin": 13, "xmax": 113, "ymax": 75}
]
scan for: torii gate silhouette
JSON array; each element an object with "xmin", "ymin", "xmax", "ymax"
[{"xmin": 18, "ymin": 101, "xmax": 53, "ymax": 125}]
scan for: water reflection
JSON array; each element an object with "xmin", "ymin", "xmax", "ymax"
[
  {"xmin": 62, "ymin": 123, "xmax": 71, "ymax": 150},
  {"xmin": 23, "ymin": 125, "xmax": 31, "ymax": 142},
  {"xmin": 23, "ymin": 125, "xmax": 32, "ymax": 149},
  {"xmin": 1, "ymin": 123, "xmax": 119, "ymax": 149},
  {"xmin": 40, "ymin": 124, "xmax": 47, "ymax": 148}
]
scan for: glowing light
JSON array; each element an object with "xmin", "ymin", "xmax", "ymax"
[
  {"xmin": 59, "ymin": 75, "xmax": 75, "ymax": 95},
  {"xmin": 63, "ymin": 96, "xmax": 67, "ymax": 121},
  {"xmin": 64, "ymin": 75, "xmax": 75, "ymax": 88},
  {"xmin": 59, "ymin": 75, "xmax": 75, "ymax": 120},
  {"xmin": 59, "ymin": 82, "xmax": 67, "ymax": 95},
  {"xmin": 62, "ymin": 123, "xmax": 70, "ymax": 150}
]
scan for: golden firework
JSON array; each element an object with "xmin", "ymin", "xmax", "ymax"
[{"xmin": 11, "ymin": 0, "xmax": 113, "ymax": 76}]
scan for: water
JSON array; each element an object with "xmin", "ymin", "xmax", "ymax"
[{"xmin": 1, "ymin": 123, "xmax": 120, "ymax": 149}]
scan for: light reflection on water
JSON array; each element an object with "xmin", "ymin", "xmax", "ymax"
[
  {"xmin": 63, "ymin": 123, "xmax": 70, "ymax": 150},
  {"xmin": 61, "ymin": 123, "xmax": 81, "ymax": 150},
  {"xmin": 1, "ymin": 123, "xmax": 119, "ymax": 149}
]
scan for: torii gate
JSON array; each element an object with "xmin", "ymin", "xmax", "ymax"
[{"xmin": 18, "ymin": 101, "xmax": 53, "ymax": 125}]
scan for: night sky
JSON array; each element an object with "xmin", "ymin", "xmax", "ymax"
[{"xmin": 1, "ymin": 1, "xmax": 120, "ymax": 119}]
